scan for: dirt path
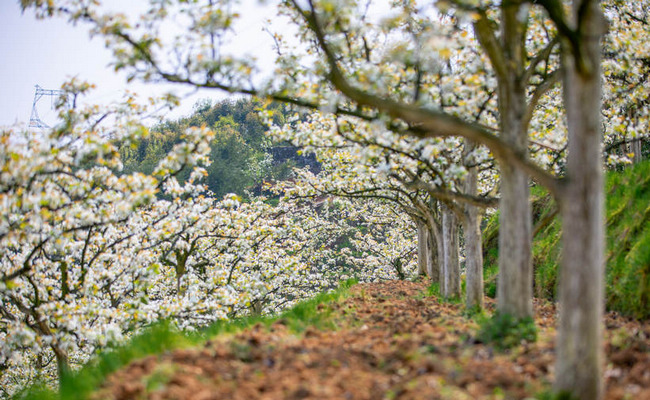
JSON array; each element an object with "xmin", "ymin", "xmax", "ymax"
[{"xmin": 94, "ymin": 281, "xmax": 650, "ymax": 400}]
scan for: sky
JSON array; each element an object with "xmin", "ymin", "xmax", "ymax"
[{"xmin": 0, "ymin": 0, "xmax": 279, "ymax": 128}]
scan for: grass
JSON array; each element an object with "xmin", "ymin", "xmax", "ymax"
[
  {"xmin": 535, "ymin": 390, "xmax": 579, "ymax": 400},
  {"xmin": 425, "ymin": 282, "xmax": 463, "ymax": 304},
  {"xmin": 15, "ymin": 279, "xmax": 357, "ymax": 400},
  {"xmin": 462, "ymin": 304, "xmax": 488, "ymax": 319},
  {"xmin": 426, "ymin": 281, "xmax": 441, "ymax": 297},
  {"xmin": 476, "ymin": 312, "xmax": 537, "ymax": 351},
  {"xmin": 14, "ymin": 321, "xmax": 192, "ymax": 400},
  {"xmin": 603, "ymin": 161, "xmax": 650, "ymax": 318},
  {"xmin": 481, "ymin": 160, "xmax": 650, "ymax": 319}
]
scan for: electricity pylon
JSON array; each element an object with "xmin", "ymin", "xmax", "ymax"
[{"xmin": 29, "ymin": 85, "xmax": 68, "ymax": 129}]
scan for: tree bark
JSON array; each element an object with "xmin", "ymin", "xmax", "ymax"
[
  {"xmin": 52, "ymin": 343, "xmax": 70, "ymax": 385},
  {"xmin": 441, "ymin": 204, "xmax": 461, "ymax": 298},
  {"xmin": 464, "ymin": 142, "xmax": 484, "ymax": 309},
  {"xmin": 475, "ymin": 3, "xmax": 534, "ymax": 319},
  {"xmin": 416, "ymin": 219, "xmax": 429, "ymax": 278},
  {"xmin": 555, "ymin": 1, "xmax": 606, "ymax": 398},
  {"xmin": 426, "ymin": 223, "xmax": 440, "ymax": 283},
  {"xmin": 497, "ymin": 5, "xmax": 533, "ymax": 319},
  {"xmin": 433, "ymin": 218, "xmax": 445, "ymax": 291},
  {"xmin": 497, "ymin": 164, "xmax": 532, "ymax": 318},
  {"xmin": 629, "ymin": 139, "xmax": 642, "ymax": 164}
]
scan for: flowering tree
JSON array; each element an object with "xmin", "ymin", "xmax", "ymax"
[
  {"xmin": 0, "ymin": 83, "xmax": 215, "ymax": 393},
  {"xmin": 143, "ymin": 192, "xmax": 352, "ymax": 322},
  {"xmin": 270, "ymin": 110, "xmax": 498, "ymax": 306},
  {"xmin": 0, "ymin": 98, "xmax": 355, "ymax": 397},
  {"xmin": 19, "ymin": 0, "xmax": 650, "ymax": 397},
  {"xmin": 602, "ymin": 1, "xmax": 650, "ymax": 165},
  {"xmin": 1, "ymin": 82, "xmax": 384, "ymax": 395},
  {"xmin": 336, "ymin": 199, "xmax": 417, "ymax": 281}
]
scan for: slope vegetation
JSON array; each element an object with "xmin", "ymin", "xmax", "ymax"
[{"xmin": 484, "ymin": 161, "xmax": 650, "ymax": 319}]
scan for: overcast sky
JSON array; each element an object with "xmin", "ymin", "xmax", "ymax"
[{"xmin": 0, "ymin": 1, "xmax": 278, "ymax": 128}]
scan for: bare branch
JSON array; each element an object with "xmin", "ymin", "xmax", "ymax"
[
  {"xmin": 473, "ymin": 11, "xmax": 508, "ymax": 83},
  {"xmin": 523, "ymin": 36, "xmax": 560, "ymax": 84},
  {"xmin": 524, "ymin": 69, "xmax": 561, "ymax": 128},
  {"xmin": 402, "ymin": 178, "xmax": 500, "ymax": 209}
]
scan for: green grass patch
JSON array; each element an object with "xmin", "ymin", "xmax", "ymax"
[
  {"xmin": 462, "ymin": 304, "xmax": 488, "ymax": 319},
  {"xmin": 424, "ymin": 281, "xmax": 463, "ymax": 304},
  {"xmin": 15, "ymin": 279, "xmax": 357, "ymax": 400},
  {"xmin": 476, "ymin": 312, "xmax": 537, "ymax": 350},
  {"xmin": 274, "ymin": 279, "xmax": 356, "ymax": 333},
  {"xmin": 426, "ymin": 281, "xmax": 441, "ymax": 297},
  {"xmin": 14, "ymin": 321, "xmax": 190, "ymax": 400},
  {"xmin": 535, "ymin": 390, "xmax": 579, "ymax": 400}
]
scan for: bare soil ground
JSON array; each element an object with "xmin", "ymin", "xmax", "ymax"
[{"xmin": 93, "ymin": 281, "xmax": 650, "ymax": 400}]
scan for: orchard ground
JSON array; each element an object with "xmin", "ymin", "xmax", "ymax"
[{"xmin": 49, "ymin": 280, "xmax": 650, "ymax": 400}]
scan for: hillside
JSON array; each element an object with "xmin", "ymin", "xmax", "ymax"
[
  {"xmin": 20, "ymin": 281, "xmax": 650, "ymax": 400},
  {"xmin": 483, "ymin": 160, "xmax": 650, "ymax": 319},
  {"xmin": 119, "ymin": 98, "xmax": 317, "ymax": 200}
]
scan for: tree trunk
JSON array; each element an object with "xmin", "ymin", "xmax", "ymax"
[
  {"xmin": 441, "ymin": 204, "xmax": 461, "ymax": 298},
  {"xmin": 629, "ymin": 139, "xmax": 642, "ymax": 164},
  {"xmin": 555, "ymin": 2, "xmax": 605, "ymax": 398},
  {"xmin": 393, "ymin": 258, "xmax": 406, "ymax": 280},
  {"xmin": 463, "ymin": 142, "xmax": 484, "ymax": 309},
  {"xmin": 52, "ymin": 344, "xmax": 70, "ymax": 385},
  {"xmin": 497, "ymin": 164, "xmax": 532, "ymax": 318},
  {"xmin": 634, "ymin": 139, "xmax": 642, "ymax": 163},
  {"xmin": 426, "ymin": 223, "xmax": 440, "ymax": 283},
  {"xmin": 416, "ymin": 220, "xmax": 428, "ymax": 278},
  {"xmin": 464, "ymin": 212, "xmax": 483, "ymax": 309},
  {"xmin": 250, "ymin": 298, "xmax": 264, "ymax": 317},
  {"xmin": 493, "ymin": 3, "xmax": 533, "ymax": 319},
  {"xmin": 434, "ymin": 219, "xmax": 445, "ymax": 292}
]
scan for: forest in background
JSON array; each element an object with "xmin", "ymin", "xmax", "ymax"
[{"xmin": 119, "ymin": 98, "xmax": 317, "ymax": 200}]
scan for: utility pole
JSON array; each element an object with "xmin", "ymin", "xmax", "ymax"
[{"xmin": 29, "ymin": 85, "xmax": 68, "ymax": 129}]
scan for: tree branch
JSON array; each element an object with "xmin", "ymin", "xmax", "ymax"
[
  {"xmin": 291, "ymin": 0, "xmax": 561, "ymax": 196},
  {"xmin": 473, "ymin": 11, "xmax": 508, "ymax": 83},
  {"xmin": 523, "ymin": 36, "xmax": 560, "ymax": 84},
  {"xmin": 524, "ymin": 69, "xmax": 561, "ymax": 128},
  {"xmin": 400, "ymin": 177, "xmax": 500, "ymax": 209}
]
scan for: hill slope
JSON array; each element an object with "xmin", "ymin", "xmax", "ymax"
[{"xmin": 483, "ymin": 161, "xmax": 650, "ymax": 319}]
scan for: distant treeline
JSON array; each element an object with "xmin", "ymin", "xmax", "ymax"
[{"xmin": 120, "ymin": 98, "xmax": 317, "ymax": 199}]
